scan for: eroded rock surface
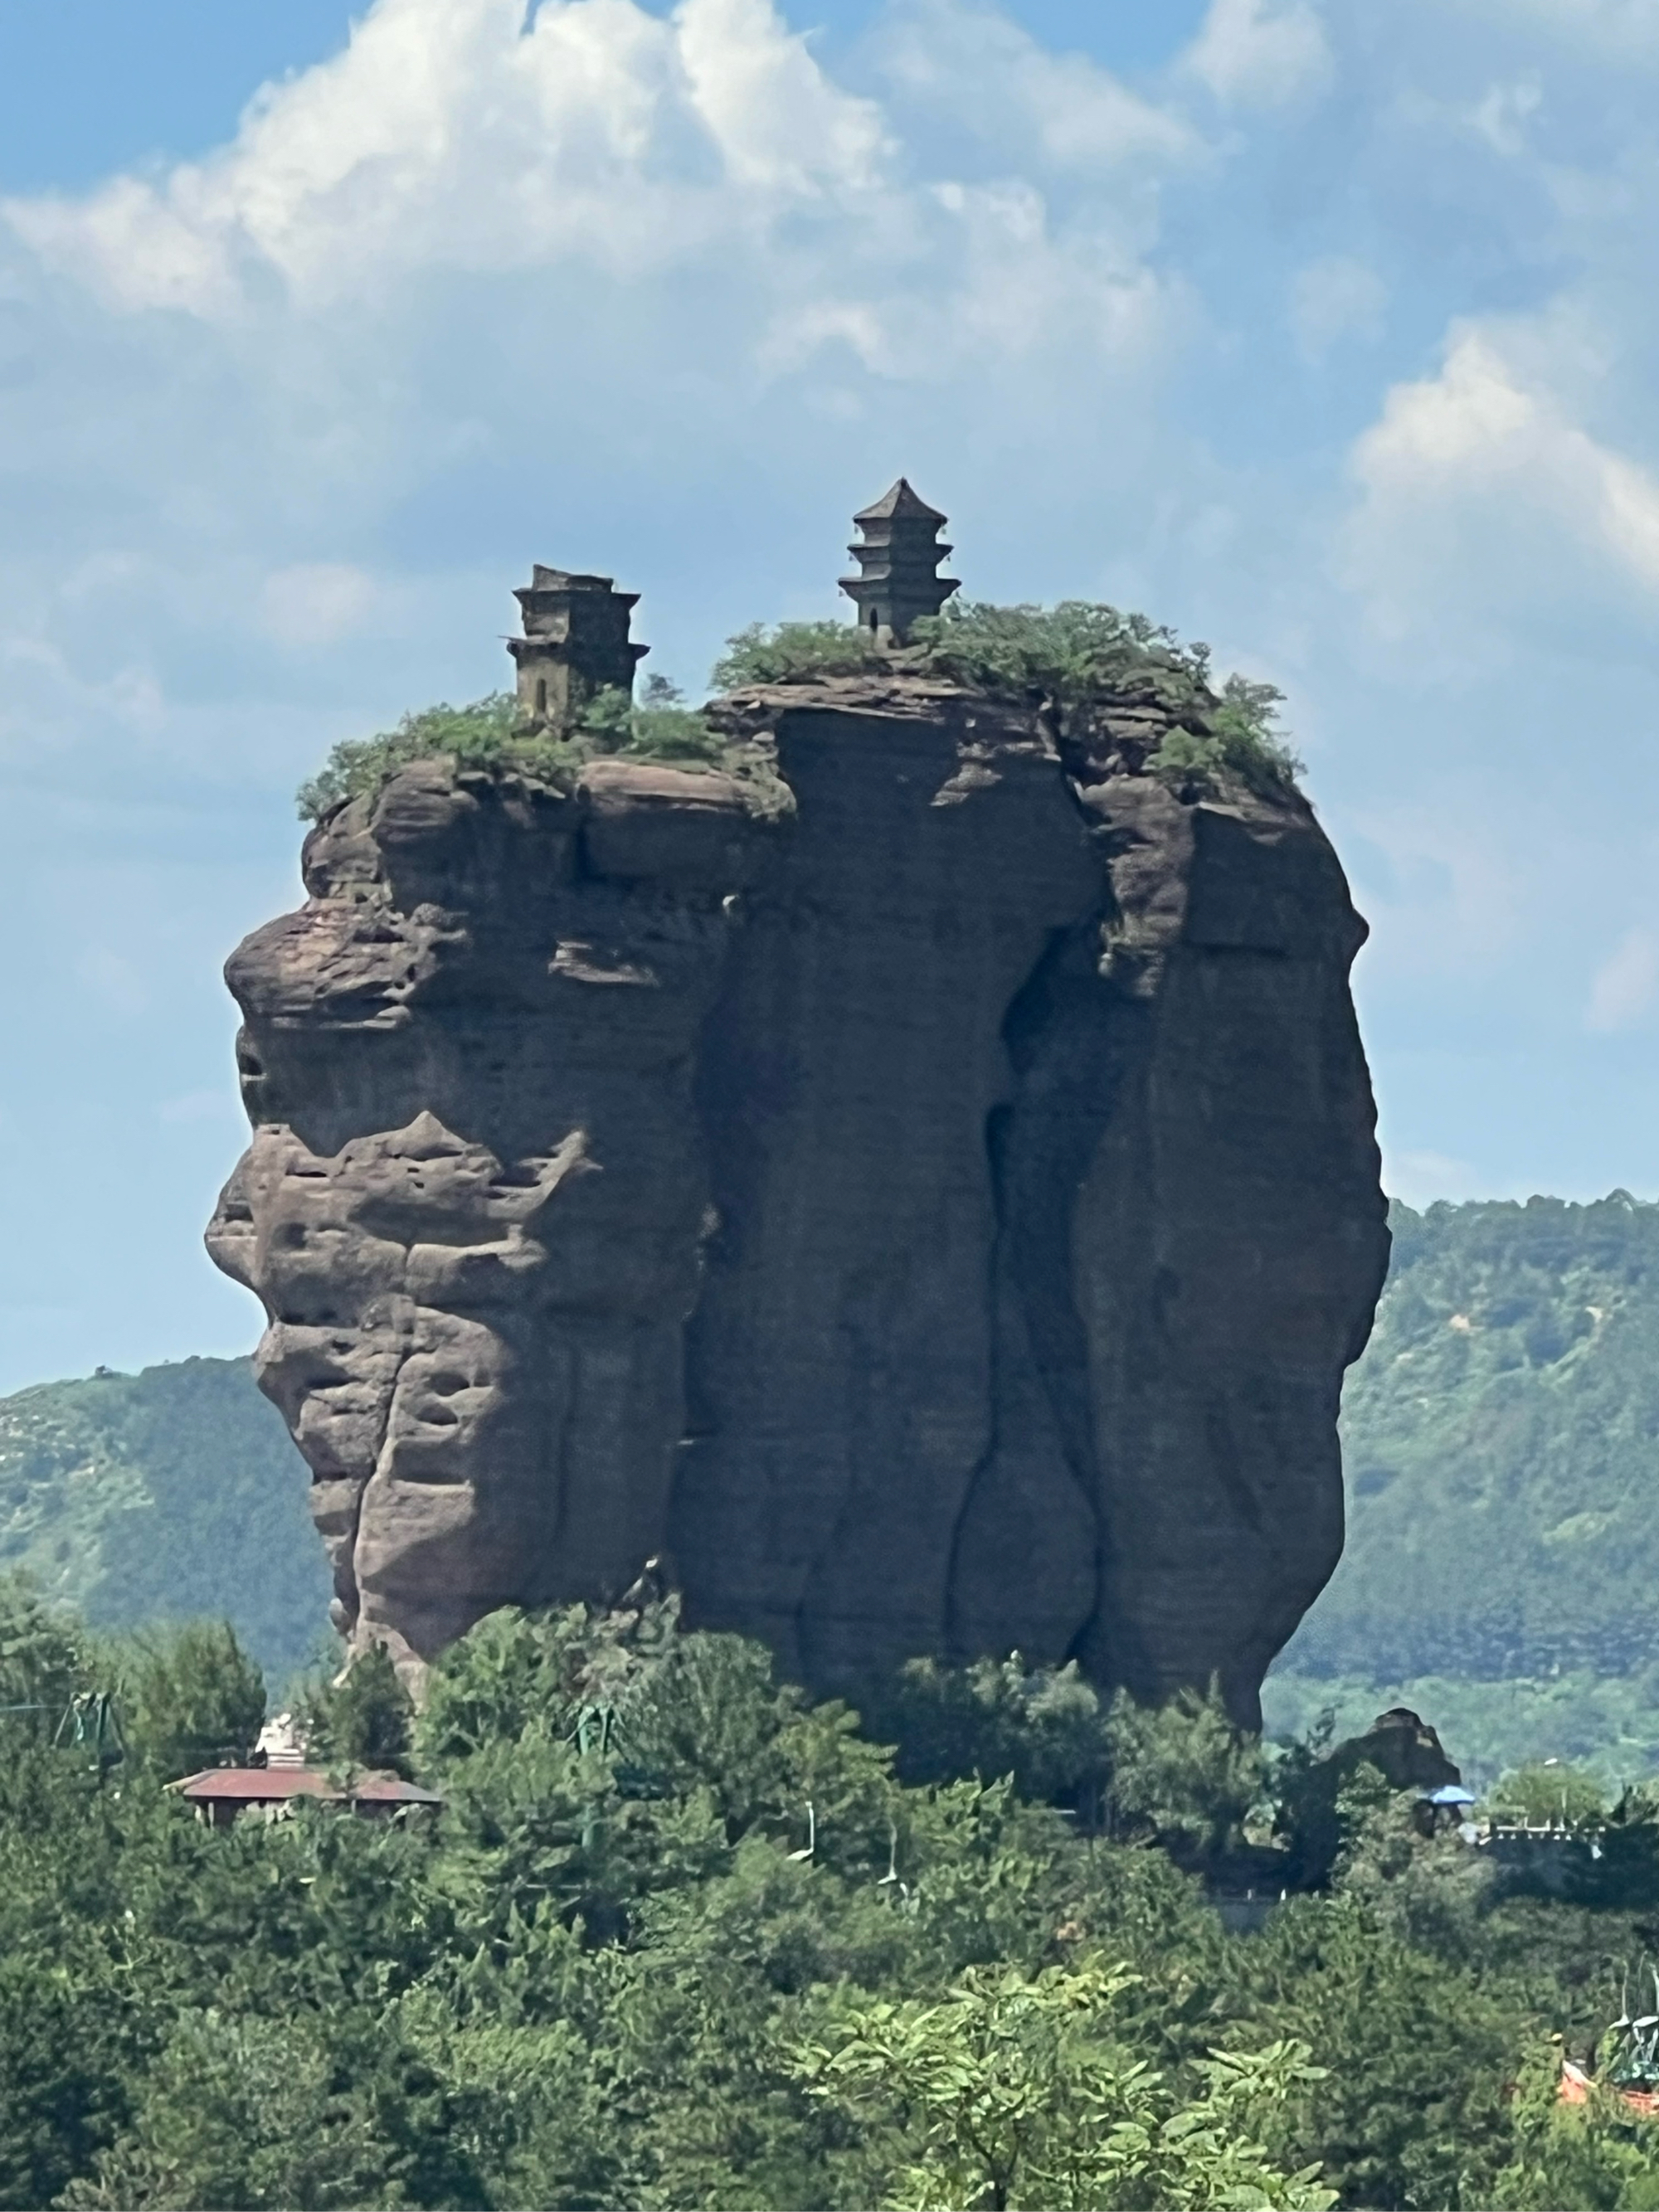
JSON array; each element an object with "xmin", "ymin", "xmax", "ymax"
[{"xmin": 209, "ymin": 678, "xmax": 1388, "ymax": 1717}]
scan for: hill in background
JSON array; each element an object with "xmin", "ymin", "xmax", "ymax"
[
  {"xmin": 1268, "ymin": 1189, "xmax": 1659, "ymax": 1782},
  {"xmin": 0, "ymin": 1356, "xmax": 328, "ymax": 1686},
  {"xmin": 9, "ymin": 1189, "xmax": 1659, "ymax": 1774}
]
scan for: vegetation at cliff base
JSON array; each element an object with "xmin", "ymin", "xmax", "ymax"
[{"xmin": 12, "ymin": 1578, "xmax": 1659, "ymax": 2210}]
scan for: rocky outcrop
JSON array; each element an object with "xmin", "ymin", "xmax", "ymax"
[{"xmin": 208, "ymin": 674, "xmax": 1388, "ymax": 1720}]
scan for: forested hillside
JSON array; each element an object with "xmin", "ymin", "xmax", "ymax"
[
  {"xmin": 8, "ymin": 1190, "xmax": 1659, "ymax": 1757},
  {"xmin": 1270, "ymin": 1191, "xmax": 1659, "ymax": 1777},
  {"xmin": 0, "ymin": 1357, "xmax": 327, "ymax": 1685}
]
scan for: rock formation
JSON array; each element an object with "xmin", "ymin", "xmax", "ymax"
[{"xmin": 209, "ymin": 571, "xmax": 1389, "ymax": 1723}]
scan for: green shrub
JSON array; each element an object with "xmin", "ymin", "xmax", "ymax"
[
  {"xmin": 910, "ymin": 598, "xmax": 1204, "ymax": 706},
  {"xmin": 712, "ymin": 601, "xmax": 1302, "ymax": 795},
  {"xmin": 295, "ymin": 693, "xmax": 586, "ymax": 820},
  {"xmin": 580, "ymin": 675, "xmax": 725, "ymax": 765},
  {"xmin": 303, "ymin": 1641, "xmax": 415, "ymax": 1778},
  {"xmin": 115, "ymin": 1620, "xmax": 266, "ymax": 1781},
  {"xmin": 297, "ymin": 681, "xmax": 737, "ymax": 821},
  {"xmin": 709, "ymin": 620, "xmax": 885, "ymax": 688}
]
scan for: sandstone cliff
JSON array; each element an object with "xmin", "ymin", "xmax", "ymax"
[{"xmin": 208, "ymin": 670, "xmax": 1388, "ymax": 1722}]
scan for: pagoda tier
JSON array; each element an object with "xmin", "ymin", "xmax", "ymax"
[
  {"xmin": 507, "ymin": 566, "xmax": 647, "ymax": 730},
  {"xmin": 839, "ymin": 479, "xmax": 960, "ymax": 644}
]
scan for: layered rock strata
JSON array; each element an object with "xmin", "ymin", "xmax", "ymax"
[{"xmin": 208, "ymin": 675, "xmax": 1389, "ymax": 1720}]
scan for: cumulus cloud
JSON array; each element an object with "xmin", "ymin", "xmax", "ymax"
[
  {"xmin": 5, "ymin": 0, "xmax": 895, "ymax": 314},
  {"xmin": 1342, "ymin": 328, "xmax": 1659, "ymax": 635},
  {"xmin": 873, "ymin": 0, "xmax": 1196, "ymax": 176},
  {"xmin": 1587, "ymin": 927, "xmax": 1659, "ymax": 1031},
  {"xmin": 1180, "ymin": 0, "xmax": 1332, "ymax": 108}
]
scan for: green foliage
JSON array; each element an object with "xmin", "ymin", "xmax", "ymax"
[
  {"xmin": 0, "ymin": 1568, "xmax": 88, "ymax": 1726},
  {"xmin": 1273, "ymin": 1189, "xmax": 1659, "ymax": 1784},
  {"xmin": 116, "ymin": 1620, "xmax": 266, "ymax": 1780},
  {"xmin": 294, "ymin": 693, "xmax": 582, "ymax": 820},
  {"xmin": 60, "ymin": 2007, "xmax": 489, "ymax": 2211},
  {"xmin": 579, "ymin": 673, "xmax": 726, "ymax": 763},
  {"xmin": 911, "ymin": 601, "xmax": 1302, "ymax": 792},
  {"xmin": 6, "ymin": 1585, "xmax": 1654, "ymax": 2210},
  {"xmin": 304, "ymin": 1642, "xmax": 415, "ymax": 1777},
  {"xmin": 868, "ymin": 1652, "xmax": 1112, "ymax": 1808},
  {"xmin": 295, "ymin": 677, "xmax": 770, "ymax": 820},
  {"xmin": 792, "ymin": 1961, "xmax": 1335, "ymax": 2211},
  {"xmin": 1103, "ymin": 1681, "xmax": 1268, "ymax": 1869},
  {"xmin": 710, "ymin": 602, "xmax": 1302, "ymax": 795},
  {"xmin": 1491, "ymin": 1762, "xmax": 1613, "ymax": 1830},
  {"xmin": 1492, "ymin": 2054, "xmax": 1659, "ymax": 2211},
  {"xmin": 710, "ymin": 619, "xmax": 886, "ymax": 688},
  {"xmin": 0, "ymin": 1355, "xmax": 328, "ymax": 1690}
]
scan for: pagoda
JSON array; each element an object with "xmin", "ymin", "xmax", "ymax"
[
  {"xmin": 839, "ymin": 479, "xmax": 959, "ymax": 644},
  {"xmin": 507, "ymin": 566, "xmax": 647, "ymax": 732}
]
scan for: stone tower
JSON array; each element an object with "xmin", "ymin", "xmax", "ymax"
[
  {"xmin": 839, "ymin": 479, "xmax": 960, "ymax": 644},
  {"xmin": 508, "ymin": 566, "xmax": 648, "ymax": 732}
]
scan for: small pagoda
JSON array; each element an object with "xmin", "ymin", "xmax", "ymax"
[
  {"xmin": 508, "ymin": 566, "xmax": 648, "ymax": 731},
  {"xmin": 839, "ymin": 479, "xmax": 959, "ymax": 644}
]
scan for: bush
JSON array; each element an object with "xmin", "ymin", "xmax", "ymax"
[
  {"xmin": 295, "ymin": 693, "xmax": 583, "ymax": 820},
  {"xmin": 303, "ymin": 1642, "xmax": 414, "ymax": 1778},
  {"xmin": 297, "ymin": 680, "xmax": 743, "ymax": 822},
  {"xmin": 116, "ymin": 1621, "xmax": 266, "ymax": 1780},
  {"xmin": 709, "ymin": 620, "xmax": 885, "ymax": 688}
]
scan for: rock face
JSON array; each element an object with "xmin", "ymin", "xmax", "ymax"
[{"xmin": 208, "ymin": 674, "xmax": 1389, "ymax": 1720}]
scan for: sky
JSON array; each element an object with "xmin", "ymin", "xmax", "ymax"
[{"xmin": 3, "ymin": 0, "xmax": 1659, "ymax": 1393}]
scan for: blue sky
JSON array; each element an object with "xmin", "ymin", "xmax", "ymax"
[{"xmin": 3, "ymin": 0, "xmax": 1659, "ymax": 1392}]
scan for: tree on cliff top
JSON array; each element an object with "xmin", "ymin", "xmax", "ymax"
[{"xmin": 298, "ymin": 600, "xmax": 1301, "ymax": 821}]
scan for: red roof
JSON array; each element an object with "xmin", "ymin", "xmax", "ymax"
[{"xmin": 171, "ymin": 1767, "xmax": 442, "ymax": 1806}]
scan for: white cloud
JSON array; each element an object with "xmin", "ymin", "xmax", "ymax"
[
  {"xmin": 1180, "ymin": 0, "xmax": 1332, "ymax": 109},
  {"xmin": 260, "ymin": 563, "xmax": 379, "ymax": 647},
  {"xmin": 1343, "ymin": 328, "xmax": 1659, "ymax": 635},
  {"xmin": 1587, "ymin": 927, "xmax": 1659, "ymax": 1031},
  {"xmin": 4, "ymin": 0, "xmax": 894, "ymax": 316},
  {"xmin": 1464, "ymin": 0, "xmax": 1659, "ymax": 51},
  {"xmin": 1290, "ymin": 255, "xmax": 1387, "ymax": 360},
  {"xmin": 874, "ymin": 0, "xmax": 1196, "ymax": 176}
]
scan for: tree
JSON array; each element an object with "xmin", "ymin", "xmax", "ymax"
[
  {"xmin": 791, "ymin": 1961, "xmax": 1335, "ymax": 2211},
  {"xmin": 117, "ymin": 1621, "xmax": 265, "ymax": 1779},
  {"xmin": 1104, "ymin": 1682, "xmax": 1267, "ymax": 1869},
  {"xmin": 304, "ymin": 1642, "xmax": 414, "ymax": 1777},
  {"xmin": 0, "ymin": 1570, "xmax": 88, "ymax": 1734}
]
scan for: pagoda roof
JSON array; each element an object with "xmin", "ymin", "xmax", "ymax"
[{"xmin": 853, "ymin": 478, "xmax": 946, "ymax": 525}]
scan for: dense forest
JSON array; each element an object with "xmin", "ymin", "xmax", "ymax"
[
  {"xmin": 9, "ymin": 1191, "xmax": 1659, "ymax": 1778},
  {"xmin": 12, "ymin": 1573, "xmax": 1659, "ymax": 2211}
]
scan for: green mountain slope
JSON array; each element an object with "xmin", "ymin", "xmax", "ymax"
[
  {"xmin": 0, "ymin": 1356, "xmax": 328, "ymax": 1685},
  {"xmin": 1283, "ymin": 1191, "xmax": 1659, "ymax": 1682}
]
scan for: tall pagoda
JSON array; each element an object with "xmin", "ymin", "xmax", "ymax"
[
  {"xmin": 507, "ymin": 566, "xmax": 647, "ymax": 732},
  {"xmin": 839, "ymin": 480, "xmax": 959, "ymax": 645}
]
